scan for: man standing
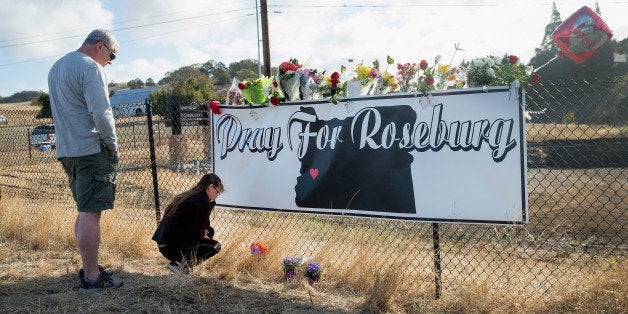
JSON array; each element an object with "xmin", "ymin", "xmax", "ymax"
[{"xmin": 48, "ymin": 29, "xmax": 123, "ymax": 290}]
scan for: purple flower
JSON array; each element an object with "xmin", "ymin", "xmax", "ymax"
[
  {"xmin": 304, "ymin": 261, "xmax": 322, "ymax": 280},
  {"xmin": 282, "ymin": 256, "xmax": 302, "ymax": 271},
  {"xmin": 251, "ymin": 245, "xmax": 261, "ymax": 256}
]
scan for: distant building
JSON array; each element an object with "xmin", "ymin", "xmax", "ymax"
[
  {"xmin": 614, "ymin": 53, "xmax": 627, "ymax": 63},
  {"xmin": 109, "ymin": 86, "xmax": 160, "ymax": 117}
]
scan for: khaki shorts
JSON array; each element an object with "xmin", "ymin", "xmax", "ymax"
[{"xmin": 59, "ymin": 143, "xmax": 119, "ymax": 212}]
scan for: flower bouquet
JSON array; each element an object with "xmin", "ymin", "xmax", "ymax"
[
  {"xmin": 278, "ymin": 58, "xmax": 303, "ymax": 101},
  {"xmin": 299, "ymin": 68, "xmax": 324, "ymax": 100},
  {"xmin": 282, "ymin": 255, "xmax": 304, "ymax": 280},
  {"xmin": 226, "ymin": 78, "xmax": 245, "ymax": 105},
  {"xmin": 354, "ymin": 62, "xmax": 380, "ymax": 95},
  {"xmin": 466, "ymin": 56, "xmax": 501, "ymax": 87},
  {"xmin": 250, "ymin": 241, "xmax": 268, "ymax": 256},
  {"xmin": 238, "ymin": 76, "xmax": 273, "ymax": 105},
  {"xmin": 319, "ymin": 71, "xmax": 347, "ymax": 105},
  {"xmin": 413, "ymin": 59, "xmax": 436, "ymax": 94},
  {"xmin": 396, "ymin": 62, "xmax": 418, "ymax": 92},
  {"xmin": 304, "ymin": 261, "xmax": 323, "ymax": 285}
]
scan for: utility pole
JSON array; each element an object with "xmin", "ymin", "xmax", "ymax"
[
  {"xmin": 255, "ymin": 1, "xmax": 261, "ymax": 77},
  {"xmin": 260, "ymin": 0, "xmax": 271, "ymax": 76}
]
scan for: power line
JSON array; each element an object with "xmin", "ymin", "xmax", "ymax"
[
  {"xmin": 0, "ymin": 1, "xmax": 251, "ymax": 44},
  {"xmin": 0, "ymin": 13, "xmax": 253, "ymax": 67},
  {"xmin": 0, "ymin": 7, "xmax": 254, "ymax": 49}
]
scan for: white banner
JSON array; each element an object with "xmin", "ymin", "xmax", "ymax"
[{"xmin": 211, "ymin": 86, "xmax": 528, "ymax": 224}]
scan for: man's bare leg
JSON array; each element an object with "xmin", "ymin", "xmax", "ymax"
[{"xmin": 76, "ymin": 211, "xmax": 102, "ymax": 280}]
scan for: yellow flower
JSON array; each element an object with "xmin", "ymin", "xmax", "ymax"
[
  {"xmin": 437, "ymin": 64, "xmax": 452, "ymax": 75},
  {"xmin": 355, "ymin": 65, "xmax": 372, "ymax": 81}
]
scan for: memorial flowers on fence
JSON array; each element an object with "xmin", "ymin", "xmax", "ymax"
[
  {"xmin": 413, "ymin": 59, "xmax": 436, "ymax": 94},
  {"xmin": 299, "ymin": 68, "xmax": 324, "ymax": 100},
  {"xmin": 238, "ymin": 76, "xmax": 273, "ymax": 105},
  {"xmin": 278, "ymin": 58, "xmax": 303, "ymax": 101},
  {"xmin": 396, "ymin": 62, "xmax": 418, "ymax": 92},
  {"xmin": 223, "ymin": 45, "xmax": 546, "ymax": 106},
  {"xmin": 320, "ymin": 71, "xmax": 347, "ymax": 105}
]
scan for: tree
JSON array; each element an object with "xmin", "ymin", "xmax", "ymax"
[
  {"xmin": 201, "ymin": 60, "xmax": 231, "ymax": 86},
  {"xmin": 0, "ymin": 90, "xmax": 43, "ymax": 103},
  {"xmin": 146, "ymin": 78, "xmax": 156, "ymax": 86},
  {"xmin": 529, "ymin": 2, "xmax": 571, "ymax": 82},
  {"xmin": 128, "ymin": 78, "xmax": 145, "ymax": 89},
  {"xmin": 529, "ymin": 2, "xmax": 615, "ymax": 82},
  {"xmin": 32, "ymin": 93, "xmax": 51, "ymax": 119},
  {"xmin": 228, "ymin": 59, "xmax": 259, "ymax": 81},
  {"xmin": 150, "ymin": 66, "xmax": 216, "ymax": 115}
]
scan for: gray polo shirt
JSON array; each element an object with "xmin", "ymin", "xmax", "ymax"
[{"xmin": 48, "ymin": 51, "xmax": 117, "ymax": 158}]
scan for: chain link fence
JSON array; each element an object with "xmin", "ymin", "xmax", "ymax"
[{"xmin": 0, "ymin": 77, "xmax": 625, "ymax": 297}]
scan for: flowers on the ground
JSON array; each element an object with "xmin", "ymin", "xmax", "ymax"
[
  {"xmin": 304, "ymin": 261, "xmax": 323, "ymax": 284},
  {"xmin": 282, "ymin": 255, "xmax": 303, "ymax": 280},
  {"xmin": 250, "ymin": 241, "xmax": 268, "ymax": 256}
]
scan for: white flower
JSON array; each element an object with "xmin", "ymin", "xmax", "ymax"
[
  {"xmin": 525, "ymin": 66, "xmax": 534, "ymax": 76},
  {"xmin": 486, "ymin": 68, "xmax": 496, "ymax": 78}
]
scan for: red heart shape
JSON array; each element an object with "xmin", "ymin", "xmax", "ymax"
[{"xmin": 309, "ymin": 168, "xmax": 319, "ymax": 180}]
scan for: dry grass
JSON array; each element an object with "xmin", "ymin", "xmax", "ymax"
[
  {"xmin": 526, "ymin": 122, "xmax": 626, "ymax": 141},
  {"xmin": 0, "ymin": 196, "xmax": 626, "ymax": 313}
]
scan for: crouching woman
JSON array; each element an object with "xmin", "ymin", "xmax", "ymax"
[{"xmin": 152, "ymin": 173, "xmax": 224, "ymax": 272}]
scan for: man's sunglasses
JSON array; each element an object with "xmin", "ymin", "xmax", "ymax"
[{"xmin": 100, "ymin": 42, "xmax": 116, "ymax": 61}]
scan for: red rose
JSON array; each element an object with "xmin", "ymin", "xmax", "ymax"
[
  {"xmin": 508, "ymin": 55, "xmax": 519, "ymax": 64},
  {"xmin": 209, "ymin": 100, "xmax": 221, "ymax": 114},
  {"xmin": 238, "ymin": 82, "xmax": 245, "ymax": 90},
  {"xmin": 331, "ymin": 71, "xmax": 340, "ymax": 80},
  {"xmin": 270, "ymin": 96, "xmax": 279, "ymax": 106},
  {"xmin": 420, "ymin": 60, "xmax": 428, "ymax": 70},
  {"xmin": 425, "ymin": 76, "xmax": 434, "ymax": 85},
  {"xmin": 531, "ymin": 73, "xmax": 541, "ymax": 84},
  {"xmin": 272, "ymin": 80, "xmax": 278, "ymax": 87}
]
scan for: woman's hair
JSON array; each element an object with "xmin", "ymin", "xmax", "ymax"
[{"xmin": 164, "ymin": 173, "xmax": 223, "ymax": 217}]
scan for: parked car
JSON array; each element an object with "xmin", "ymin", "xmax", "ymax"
[{"xmin": 30, "ymin": 124, "xmax": 56, "ymax": 148}]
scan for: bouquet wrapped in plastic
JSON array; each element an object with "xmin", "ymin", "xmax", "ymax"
[
  {"xmin": 238, "ymin": 76, "xmax": 273, "ymax": 105},
  {"xmin": 226, "ymin": 78, "xmax": 245, "ymax": 105},
  {"xmin": 278, "ymin": 59, "xmax": 303, "ymax": 101}
]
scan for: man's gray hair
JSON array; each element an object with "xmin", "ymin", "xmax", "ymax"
[{"xmin": 83, "ymin": 29, "xmax": 119, "ymax": 50}]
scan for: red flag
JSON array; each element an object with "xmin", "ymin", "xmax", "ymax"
[{"xmin": 551, "ymin": 6, "xmax": 613, "ymax": 64}]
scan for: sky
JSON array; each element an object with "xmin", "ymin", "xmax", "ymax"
[{"xmin": 0, "ymin": 0, "xmax": 627, "ymax": 97}]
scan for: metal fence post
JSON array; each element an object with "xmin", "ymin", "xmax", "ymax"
[
  {"xmin": 145, "ymin": 98, "xmax": 161, "ymax": 224},
  {"xmin": 432, "ymin": 223, "xmax": 442, "ymax": 299}
]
